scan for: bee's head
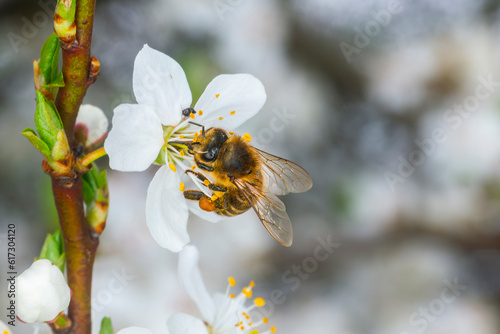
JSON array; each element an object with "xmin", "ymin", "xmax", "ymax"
[{"xmin": 190, "ymin": 127, "xmax": 229, "ymax": 163}]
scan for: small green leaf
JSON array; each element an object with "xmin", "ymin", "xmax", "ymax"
[
  {"xmin": 98, "ymin": 170, "xmax": 108, "ymax": 189},
  {"xmin": 22, "ymin": 128, "xmax": 51, "ymax": 157},
  {"xmin": 56, "ymin": 253, "xmax": 66, "ymax": 273},
  {"xmin": 35, "ymin": 91, "xmax": 63, "ymax": 149},
  {"xmin": 39, "ymin": 34, "xmax": 60, "ymax": 84},
  {"xmin": 82, "ymin": 175, "xmax": 95, "ymax": 204},
  {"xmin": 99, "ymin": 317, "xmax": 114, "ymax": 334},
  {"xmin": 53, "ymin": 229, "xmax": 64, "ymax": 254},
  {"xmin": 51, "ymin": 129, "xmax": 71, "ymax": 161},
  {"xmin": 38, "ymin": 230, "xmax": 65, "ymax": 273},
  {"xmin": 41, "ymin": 71, "xmax": 65, "ymax": 89}
]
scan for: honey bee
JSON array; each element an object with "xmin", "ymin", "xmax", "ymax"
[{"xmin": 179, "ymin": 125, "xmax": 313, "ymax": 247}]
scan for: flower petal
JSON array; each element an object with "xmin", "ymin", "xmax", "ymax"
[
  {"xmin": 75, "ymin": 104, "xmax": 109, "ymax": 147},
  {"xmin": 146, "ymin": 166, "xmax": 189, "ymax": 252},
  {"xmin": 167, "ymin": 313, "xmax": 208, "ymax": 334},
  {"xmin": 193, "ymin": 74, "xmax": 266, "ymax": 129},
  {"xmin": 17, "ymin": 259, "xmax": 70, "ymax": 323},
  {"xmin": 116, "ymin": 327, "xmax": 154, "ymax": 334},
  {"xmin": 0, "ymin": 320, "xmax": 12, "ymax": 334},
  {"xmin": 178, "ymin": 245, "xmax": 215, "ymax": 323},
  {"xmin": 104, "ymin": 103, "xmax": 164, "ymax": 172},
  {"xmin": 133, "ymin": 44, "xmax": 192, "ymax": 126}
]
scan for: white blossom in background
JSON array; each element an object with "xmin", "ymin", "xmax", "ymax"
[
  {"xmin": 1, "ymin": 320, "xmax": 13, "ymax": 334},
  {"xmin": 17, "ymin": 259, "xmax": 71, "ymax": 323},
  {"xmin": 167, "ymin": 245, "xmax": 276, "ymax": 334},
  {"xmin": 104, "ymin": 44, "xmax": 266, "ymax": 252},
  {"xmin": 116, "ymin": 246, "xmax": 276, "ymax": 334},
  {"xmin": 75, "ymin": 104, "xmax": 109, "ymax": 149}
]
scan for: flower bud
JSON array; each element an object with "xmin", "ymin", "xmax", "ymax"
[
  {"xmin": 17, "ymin": 259, "xmax": 71, "ymax": 323},
  {"xmin": 75, "ymin": 104, "xmax": 108, "ymax": 152},
  {"xmin": 54, "ymin": 0, "xmax": 76, "ymax": 44}
]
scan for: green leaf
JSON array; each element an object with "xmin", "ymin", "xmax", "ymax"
[
  {"xmin": 35, "ymin": 91, "xmax": 63, "ymax": 149},
  {"xmin": 56, "ymin": 253, "xmax": 66, "ymax": 273},
  {"xmin": 99, "ymin": 317, "xmax": 114, "ymax": 334},
  {"xmin": 98, "ymin": 169, "xmax": 108, "ymax": 189},
  {"xmin": 41, "ymin": 71, "xmax": 65, "ymax": 89},
  {"xmin": 22, "ymin": 128, "xmax": 51, "ymax": 157},
  {"xmin": 38, "ymin": 230, "xmax": 65, "ymax": 273},
  {"xmin": 53, "ymin": 229, "xmax": 64, "ymax": 254},
  {"xmin": 39, "ymin": 34, "xmax": 60, "ymax": 84},
  {"xmin": 82, "ymin": 175, "xmax": 95, "ymax": 204}
]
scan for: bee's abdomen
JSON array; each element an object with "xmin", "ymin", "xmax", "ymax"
[{"xmin": 215, "ymin": 188, "xmax": 251, "ymax": 217}]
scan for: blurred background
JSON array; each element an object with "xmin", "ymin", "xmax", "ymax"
[{"xmin": 1, "ymin": 0, "xmax": 500, "ymax": 333}]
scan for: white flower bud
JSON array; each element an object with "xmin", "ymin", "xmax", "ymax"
[{"xmin": 17, "ymin": 259, "xmax": 71, "ymax": 323}]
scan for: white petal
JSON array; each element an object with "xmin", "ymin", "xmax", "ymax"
[
  {"xmin": 167, "ymin": 313, "xmax": 208, "ymax": 334},
  {"xmin": 104, "ymin": 104, "xmax": 164, "ymax": 172},
  {"xmin": 117, "ymin": 327, "xmax": 154, "ymax": 334},
  {"xmin": 17, "ymin": 259, "xmax": 70, "ymax": 323},
  {"xmin": 178, "ymin": 246, "xmax": 215, "ymax": 323},
  {"xmin": 133, "ymin": 45, "xmax": 192, "ymax": 126},
  {"xmin": 146, "ymin": 166, "xmax": 189, "ymax": 252},
  {"xmin": 193, "ymin": 74, "xmax": 266, "ymax": 129},
  {"xmin": 0, "ymin": 320, "xmax": 12, "ymax": 334},
  {"xmin": 75, "ymin": 104, "xmax": 109, "ymax": 146}
]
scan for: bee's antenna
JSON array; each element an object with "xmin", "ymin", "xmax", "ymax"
[{"xmin": 188, "ymin": 121, "xmax": 205, "ymax": 137}]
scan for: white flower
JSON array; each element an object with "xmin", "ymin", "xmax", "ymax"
[
  {"xmin": 75, "ymin": 104, "xmax": 108, "ymax": 150},
  {"xmin": 104, "ymin": 45, "xmax": 266, "ymax": 252},
  {"xmin": 17, "ymin": 259, "xmax": 71, "ymax": 323},
  {"xmin": 0, "ymin": 320, "xmax": 13, "ymax": 334},
  {"xmin": 167, "ymin": 245, "xmax": 276, "ymax": 334}
]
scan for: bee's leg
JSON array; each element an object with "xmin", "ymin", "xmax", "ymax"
[
  {"xmin": 183, "ymin": 190, "xmax": 204, "ymax": 201},
  {"xmin": 185, "ymin": 170, "xmax": 227, "ymax": 192},
  {"xmin": 183, "ymin": 190, "xmax": 216, "ymax": 212}
]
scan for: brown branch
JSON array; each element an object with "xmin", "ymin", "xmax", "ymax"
[
  {"xmin": 51, "ymin": 177, "xmax": 98, "ymax": 334},
  {"xmin": 51, "ymin": 1, "xmax": 98, "ymax": 334},
  {"xmin": 56, "ymin": 0, "xmax": 97, "ymax": 142}
]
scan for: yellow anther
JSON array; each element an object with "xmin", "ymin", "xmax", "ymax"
[
  {"xmin": 179, "ymin": 135, "xmax": 185, "ymax": 139},
  {"xmin": 248, "ymin": 323, "xmax": 252, "ymax": 326},
  {"xmin": 199, "ymin": 110, "xmax": 203, "ymax": 115},
  {"xmin": 242, "ymin": 133, "xmax": 252, "ymax": 142},
  {"xmin": 190, "ymin": 113, "xmax": 195, "ymax": 119},
  {"xmin": 242, "ymin": 287, "xmax": 252, "ymax": 298},
  {"xmin": 229, "ymin": 131, "xmax": 234, "ymax": 135},
  {"xmin": 179, "ymin": 182, "xmax": 185, "ymax": 191},
  {"xmin": 263, "ymin": 318, "xmax": 268, "ymax": 324},
  {"xmin": 254, "ymin": 297, "xmax": 265, "ymax": 307},
  {"xmin": 169, "ymin": 163, "xmax": 176, "ymax": 172},
  {"xmin": 249, "ymin": 280, "xmax": 255, "ymax": 287},
  {"xmin": 228, "ymin": 277, "xmax": 236, "ymax": 286},
  {"xmin": 219, "ymin": 116, "xmax": 224, "ymax": 120},
  {"xmin": 194, "ymin": 132, "xmax": 198, "ymax": 138},
  {"xmin": 230, "ymin": 110, "xmax": 236, "ymax": 115},
  {"xmin": 191, "ymin": 165, "xmax": 196, "ymax": 170},
  {"xmin": 270, "ymin": 326, "xmax": 276, "ymax": 333},
  {"xmin": 180, "ymin": 151, "xmax": 185, "ymax": 157},
  {"xmin": 203, "ymin": 180, "xmax": 210, "ymax": 186},
  {"xmin": 245, "ymin": 315, "xmax": 250, "ymax": 320},
  {"xmin": 230, "ymin": 294, "xmax": 235, "ymax": 298},
  {"xmin": 216, "ymin": 94, "xmax": 220, "ymax": 98},
  {"xmin": 240, "ymin": 326, "xmax": 244, "ymax": 330}
]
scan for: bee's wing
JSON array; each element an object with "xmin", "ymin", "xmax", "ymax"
[
  {"xmin": 233, "ymin": 178, "xmax": 293, "ymax": 247},
  {"xmin": 255, "ymin": 148, "xmax": 313, "ymax": 195}
]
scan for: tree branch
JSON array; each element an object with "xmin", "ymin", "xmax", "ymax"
[{"xmin": 52, "ymin": 1, "xmax": 98, "ymax": 333}]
